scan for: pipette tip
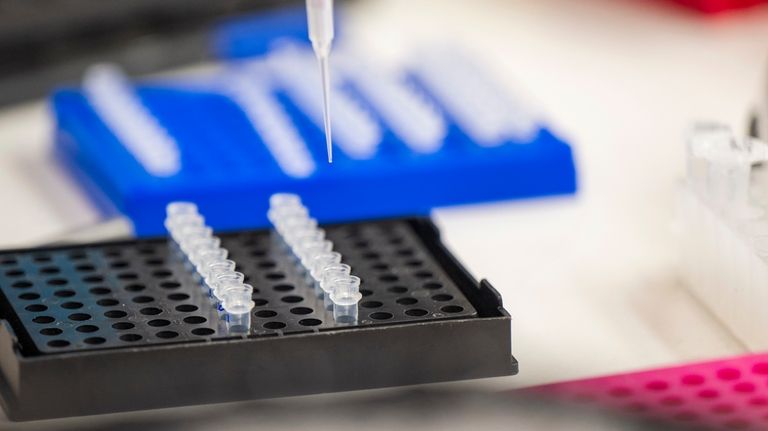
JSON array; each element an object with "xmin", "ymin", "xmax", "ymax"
[{"xmin": 319, "ymin": 55, "xmax": 333, "ymax": 164}]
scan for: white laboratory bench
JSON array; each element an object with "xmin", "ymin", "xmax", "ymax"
[{"xmin": 0, "ymin": 0, "xmax": 767, "ymax": 425}]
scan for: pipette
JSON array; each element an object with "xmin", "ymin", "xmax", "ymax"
[{"xmin": 306, "ymin": 0, "xmax": 335, "ymax": 163}]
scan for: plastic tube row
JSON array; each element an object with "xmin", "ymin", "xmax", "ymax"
[
  {"xmin": 83, "ymin": 64, "xmax": 181, "ymax": 177},
  {"xmin": 263, "ymin": 44, "xmax": 382, "ymax": 160},
  {"xmin": 164, "ymin": 202, "xmax": 255, "ymax": 317},
  {"xmin": 681, "ymin": 123, "xmax": 768, "ymax": 350},
  {"xmin": 409, "ymin": 47, "xmax": 538, "ymax": 146},
  {"xmin": 268, "ymin": 193, "xmax": 362, "ymax": 323},
  {"xmin": 335, "ymin": 52, "xmax": 447, "ymax": 154},
  {"xmin": 223, "ymin": 68, "xmax": 316, "ymax": 179}
]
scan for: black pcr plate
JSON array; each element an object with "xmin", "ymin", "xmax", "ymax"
[{"xmin": 0, "ymin": 219, "xmax": 477, "ymax": 355}]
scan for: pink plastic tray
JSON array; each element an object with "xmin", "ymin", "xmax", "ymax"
[{"xmin": 529, "ymin": 353, "xmax": 768, "ymax": 430}]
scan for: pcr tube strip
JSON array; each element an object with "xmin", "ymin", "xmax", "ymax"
[
  {"xmin": 164, "ymin": 202, "xmax": 255, "ymax": 317},
  {"xmin": 681, "ymin": 123, "xmax": 768, "ymax": 349},
  {"xmin": 83, "ymin": 64, "xmax": 181, "ymax": 176},
  {"xmin": 268, "ymin": 193, "xmax": 362, "ymax": 323},
  {"xmin": 335, "ymin": 53, "xmax": 447, "ymax": 154},
  {"xmin": 409, "ymin": 47, "xmax": 538, "ymax": 146},
  {"xmin": 264, "ymin": 44, "xmax": 382, "ymax": 160},
  {"xmin": 223, "ymin": 68, "xmax": 316, "ymax": 178}
]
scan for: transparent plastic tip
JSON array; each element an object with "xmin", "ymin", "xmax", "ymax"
[
  {"xmin": 306, "ymin": 0, "xmax": 335, "ymax": 163},
  {"xmin": 320, "ymin": 56, "xmax": 333, "ymax": 163},
  {"xmin": 306, "ymin": 0, "xmax": 334, "ymax": 57}
]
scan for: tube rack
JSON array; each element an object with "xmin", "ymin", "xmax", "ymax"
[{"xmin": 0, "ymin": 217, "xmax": 516, "ymax": 420}]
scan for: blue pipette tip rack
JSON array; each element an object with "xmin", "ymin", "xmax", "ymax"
[{"xmin": 51, "ymin": 8, "xmax": 577, "ymax": 237}]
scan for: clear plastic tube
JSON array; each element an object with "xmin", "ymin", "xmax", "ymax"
[
  {"xmin": 225, "ymin": 312, "xmax": 251, "ymax": 334},
  {"xmin": 267, "ymin": 193, "xmax": 363, "ymax": 318},
  {"xmin": 299, "ymin": 240, "xmax": 333, "ymax": 273},
  {"xmin": 681, "ymin": 126, "xmax": 768, "ymax": 349},
  {"xmin": 309, "ymin": 251, "xmax": 342, "ymax": 281},
  {"xmin": 166, "ymin": 214, "xmax": 205, "ymax": 239},
  {"xmin": 270, "ymin": 193, "xmax": 303, "ymax": 209},
  {"xmin": 321, "ymin": 263, "xmax": 351, "ymax": 309},
  {"xmin": 212, "ymin": 271, "xmax": 245, "ymax": 298},
  {"xmin": 268, "ymin": 205, "xmax": 309, "ymax": 227},
  {"xmin": 204, "ymin": 259, "xmax": 237, "ymax": 282},
  {"xmin": 284, "ymin": 223, "xmax": 322, "ymax": 247},
  {"xmin": 287, "ymin": 227, "xmax": 325, "ymax": 249},
  {"xmin": 329, "ymin": 275, "xmax": 362, "ymax": 323},
  {"xmin": 276, "ymin": 214, "xmax": 315, "ymax": 236},
  {"xmin": 320, "ymin": 263, "xmax": 351, "ymax": 295},
  {"xmin": 165, "ymin": 202, "xmax": 255, "ymax": 315},
  {"xmin": 166, "ymin": 202, "xmax": 198, "ymax": 218},
  {"xmin": 194, "ymin": 248, "xmax": 228, "ymax": 275},
  {"xmin": 179, "ymin": 229, "xmax": 215, "ymax": 256},
  {"xmin": 289, "ymin": 227, "xmax": 325, "ymax": 248},
  {"xmin": 187, "ymin": 237, "xmax": 222, "ymax": 264},
  {"xmin": 297, "ymin": 239, "xmax": 333, "ymax": 265},
  {"xmin": 176, "ymin": 225, "xmax": 212, "ymax": 246},
  {"xmin": 222, "ymin": 283, "xmax": 255, "ymax": 315}
]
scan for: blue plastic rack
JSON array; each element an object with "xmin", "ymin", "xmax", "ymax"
[{"xmin": 51, "ymin": 10, "xmax": 577, "ymax": 237}]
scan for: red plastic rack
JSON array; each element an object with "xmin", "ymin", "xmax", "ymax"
[{"xmin": 668, "ymin": 0, "xmax": 767, "ymax": 13}]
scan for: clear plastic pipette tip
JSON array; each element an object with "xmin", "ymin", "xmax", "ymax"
[
  {"xmin": 306, "ymin": 0, "xmax": 334, "ymax": 163},
  {"xmin": 319, "ymin": 55, "xmax": 333, "ymax": 163}
]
